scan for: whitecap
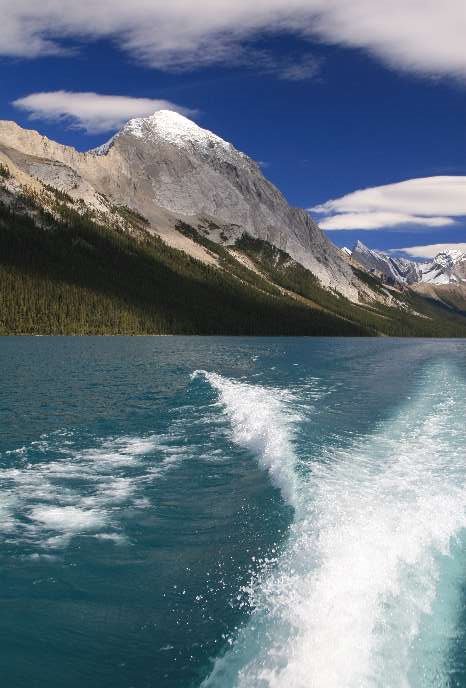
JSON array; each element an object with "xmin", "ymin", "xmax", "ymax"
[{"xmin": 202, "ymin": 364, "xmax": 466, "ymax": 688}]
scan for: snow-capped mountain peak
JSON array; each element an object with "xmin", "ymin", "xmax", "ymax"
[
  {"xmin": 351, "ymin": 241, "xmax": 466, "ymax": 286},
  {"xmin": 83, "ymin": 109, "xmax": 364, "ymax": 298},
  {"xmin": 91, "ymin": 110, "xmax": 239, "ymax": 160},
  {"xmin": 353, "ymin": 240, "xmax": 372, "ymax": 255},
  {"xmin": 351, "ymin": 241, "xmax": 423, "ymax": 285},
  {"xmin": 123, "ymin": 110, "xmax": 227, "ymax": 147},
  {"xmin": 433, "ymin": 248, "xmax": 464, "ymax": 266},
  {"xmin": 421, "ymin": 248, "xmax": 466, "ymax": 284},
  {"xmin": 0, "ymin": 113, "xmax": 381, "ymax": 302}
]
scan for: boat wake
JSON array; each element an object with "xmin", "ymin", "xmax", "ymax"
[
  {"xmin": 0, "ymin": 431, "xmax": 190, "ymax": 551},
  {"xmin": 197, "ymin": 364, "xmax": 466, "ymax": 688}
]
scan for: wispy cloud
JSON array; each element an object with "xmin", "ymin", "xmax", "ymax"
[
  {"xmin": 251, "ymin": 52, "xmax": 320, "ymax": 81},
  {"xmin": 311, "ymin": 176, "xmax": 466, "ymax": 230},
  {"xmin": 390, "ymin": 242, "xmax": 466, "ymax": 259},
  {"xmin": 1, "ymin": 2, "xmax": 466, "ymax": 80},
  {"xmin": 317, "ymin": 212, "xmax": 455, "ymax": 231},
  {"xmin": 12, "ymin": 91, "xmax": 196, "ymax": 134},
  {"xmin": 159, "ymin": 43, "xmax": 322, "ymax": 81}
]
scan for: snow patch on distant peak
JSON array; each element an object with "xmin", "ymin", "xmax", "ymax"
[
  {"xmin": 90, "ymin": 135, "xmax": 117, "ymax": 156},
  {"xmin": 352, "ymin": 240, "xmax": 424, "ymax": 285},
  {"xmin": 421, "ymin": 249, "xmax": 466, "ymax": 284},
  {"xmin": 352, "ymin": 240, "xmax": 466, "ymax": 285},
  {"xmin": 433, "ymin": 249, "xmax": 464, "ymax": 266},
  {"xmin": 354, "ymin": 240, "xmax": 369, "ymax": 253}
]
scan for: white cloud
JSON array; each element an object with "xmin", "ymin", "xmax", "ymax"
[
  {"xmin": 391, "ymin": 243, "xmax": 466, "ymax": 259},
  {"xmin": 12, "ymin": 91, "xmax": 196, "ymax": 134},
  {"xmin": 318, "ymin": 212, "xmax": 455, "ymax": 231},
  {"xmin": 273, "ymin": 54, "xmax": 321, "ymax": 81},
  {"xmin": 1, "ymin": 1, "xmax": 466, "ymax": 79},
  {"xmin": 312, "ymin": 176, "xmax": 466, "ymax": 230},
  {"xmin": 194, "ymin": 45, "xmax": 321, "ymax": 80}
]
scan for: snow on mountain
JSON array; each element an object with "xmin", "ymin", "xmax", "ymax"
[
  {"xmin": 351, "ymin": 240, "xmax": 466, "ymax": 286},
  {"xmin": 421, "ymin": 249, "xmax": 466, "ymax": 284},
  {"xmin": 351, "ymin": 240, "xmax": 423, "ymax": 284},
  {"xmin": 125, "ymin": 111, "xmax": 237, "ymax": 155},
  {"xmin": 90, "ymin": 135, "xmax": 117, "ymax": 156},
  {"xmin": 92, "ymin": 111, "xmax": 241, "ymax": 162},
  {"xmin": 0, "ymin": 112, "xmax": 374, "ymax": 301},
  {"xmin": 85, "ymin": 111, "xmax": 370, "ymax": 299}
]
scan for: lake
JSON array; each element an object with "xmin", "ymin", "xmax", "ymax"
[{"xmin": 1, "ymin": 337, "xmax": 465, "ymax": 687}]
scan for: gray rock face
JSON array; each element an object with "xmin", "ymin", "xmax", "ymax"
[
  {"xmin": 352, "ymin": 241, "xmax": 423, "ymax": 285},
  {"xmin": 0, "ymin": 111, "xmax": 368, "ymax": 300},
  {"xmin": 88, "ymin": 111, "xmax": 364, "ymax": 297}
]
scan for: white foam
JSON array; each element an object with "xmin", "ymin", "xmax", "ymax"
[
  {"xmin": 25, "ymin": 553, "xmax": 59, "ymax": 562},
  {"xmin": 203, "ymin": 365, "xmax": 466, "ymax": 688},
  {"xmin": 0, "ymin": 495, "xmax": 18, "ymax": 533},
  {"xmin": 31, "ymin": 506, "xmax": 106, "ymax": 532},
  {"xmin": 80, "ymin": 435, "xmax": 159, "ymax": 466},
  {"xmin": 0, "ymin": 431, "xmax": 183, "ymax": 549},
  {"xmin": 194, "ymin": 371, "xmax": 301, "ymax": 508},
  {"xmin": 94, "ymin": 533, "xmax": 129, "ymax": 545}
]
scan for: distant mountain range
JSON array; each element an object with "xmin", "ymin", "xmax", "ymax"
[
  {"xmin": 0, "ymin": 112, "xmax": 465, "ymax": 336},
  {"xmin": 349, "ymin": 240, "xmax": 466, "ymax": 286}
]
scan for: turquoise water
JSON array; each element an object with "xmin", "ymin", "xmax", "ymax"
[{"xmin": 1, "ymin": 337, "xmax": 466, "ymax": 687}]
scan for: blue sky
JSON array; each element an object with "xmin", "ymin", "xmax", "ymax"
[{"xmin": 1, "ymin": 2, "xmax": 465, "ymax": 258}]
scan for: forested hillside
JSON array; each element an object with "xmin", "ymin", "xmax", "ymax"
[
  {"xmin": 1, "ymin": 189, "xmax": 466, "ymax": 337},
  {"xmin": 0, "ymin": 195, "xmax": 366, "ymax": 336}
]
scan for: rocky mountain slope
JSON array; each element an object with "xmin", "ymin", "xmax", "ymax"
[
  {"xmin": 0, "ymin": 111, "xmax": 465, "ymax": 336},
  {"xmin": 351, "ymin": 240, "xmax": 466, "ymax": 286},
  {"xmin": 0, "ymin": 112, "xmax": 371, "ymax": 302},
  {"xmin": 2, "ymin": 176, "xmax": 466, "ymax": 337},
  {"xmin": 420, "ymin": 249, "xmax": 466, "ymax": 285}
]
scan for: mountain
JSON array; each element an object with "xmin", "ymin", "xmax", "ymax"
[
  {"xmin": 420, "ymin": 249, "xmax": 466, "ymax": 285},
  {"xmin": 0, "ymin": 111, "xmax": 367, "ymax": 301},
  {"xmin": 351, "ymin": 241, "xmax": 423, "ymax": 285},
  {"xmin": 0, "ymin": 112, "xmax": 466, "ymax": 336},
  {"xmin": 351, "ymin": 240, "xmax": 466, "ymax": 286}
]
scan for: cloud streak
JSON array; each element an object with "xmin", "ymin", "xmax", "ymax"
[
  {"xmin": 12, "ymin": 91, "xmax": 196, "ymax": 134},
  {"xmin": 312, "ymin": 176, "xmax": 466, "ymax": 230},
  {"xmin": 390, "ymin": 243, "xmax": 466, "ymax": 259},
  {"xmin": 1, "ymin": 1, "xmax": 466, "ymax": 79}
]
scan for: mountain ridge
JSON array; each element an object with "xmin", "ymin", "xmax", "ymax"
[
  {"xmin": 0, "ymin": 112, "xmax": 371, "ymax": 301},
  {"xmin": 0, "ymin": 111, "xmax": 465, "ymax": 336},
  {"xmin": 351, "ymin": 240, "xmax": 466, "ymax": 286}
]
